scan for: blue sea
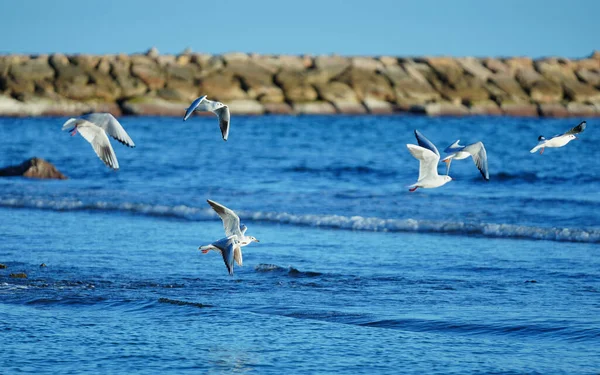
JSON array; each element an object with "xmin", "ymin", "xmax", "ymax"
[{"xmin": 1, "ymin": 115, "xmax": 599, "ymax": 374}]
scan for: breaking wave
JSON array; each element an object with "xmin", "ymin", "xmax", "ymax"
[{"xmin": 1, "ymin": 197, "xmax": 598, "ymax": 244}]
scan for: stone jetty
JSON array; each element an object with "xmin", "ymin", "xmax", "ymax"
[{"xmin": 1, "ymin": 48, "xmax": 599, "ymax": 117}]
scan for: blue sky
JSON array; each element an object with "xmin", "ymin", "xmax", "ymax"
[{"xmin": 2, "ymin": 0, "xmax": 598, "ymax": 57}]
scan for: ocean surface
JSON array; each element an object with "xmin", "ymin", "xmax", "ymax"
[{"xmin": 1, "ymin": 115, "xmax": 599, "ymax": 374}]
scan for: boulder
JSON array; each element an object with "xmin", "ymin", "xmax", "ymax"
[
  {"xmin": 566, "ymin": 102, "xmax": 597, "ymax": 117},
  {"xmin": 9, "ymin": 273, "xmax": 27, "ymax": 279},
  {"xmin": 426, "ymin": 57, "xmax": 465, "ymax": 87},
  {"xmin": 504, "ymin": 57, "xmax": 534, "ymax": 76},
  {"xmin": 575, "ymin": 69, "xmax": 600, "ymax": 87},
  {"xmin": 378, "ymin": 56, "xmax": 399, "ymax": 67},
  {"xmin": 466, "ymin": 100, "xmax": 503, "ymax": 115},
  {"xmin": 538, "ymin": 103, "xmax": 569, "ymax": 117},
  {"xmin": 292, "ymin": 101, "xmax": 336, "ymax": 114},
  {"xmin": 263, "ymin": 102, "xmax": 294, "ymax": 114},
  {"xmin": 488, "ymin": 74, "xmax": 529, "ymax": 101},
  {"xmin": 482, "ymin": 58, "xmax": 510, "ymax": 74},
  {"xmin": 227, "ymin": 99, "xmax": 265, "ymax": 115},
  {"xmin": 313, "ymin": 55, "xmax": 351, "ymax": 80},
  {"xmin": 0, "ymin": 95, "xmax": 108, "ymax": 116},
  {"xmin": 192, "ymin": 55, "xmax": 224, "ymax": 77},
  {"xmin": 276, "ymin": 71, "xmax": 318, "ymax": 102},
  {"xmin": 314, "ymin": 81, "xmax": 365, "ymax": 114},
  {"xmin": 110, "ymin": 59, "xmax": 148, "ymax": 97},
  {"xmin": 350, "ymin": 57, "xmax": 384, "ymax": 72},
  {"xmin": 121, "ymin": 95, "xmax": 187, "ymax": 116},
  {"xmin": 562, "ymin": 80, "xmax": 600, "ymax": 102},
  {"xmin": 0, "ymin": 157, "xmax": 67, "ymax": 179},
  {"xmin": 363, "ymin": 98, "xmax": 395, "ymax": 114},
  {"xmin": 410, "ymin": 102, "xmax": 469, "ymax": 116},
  {"xmin": 197, "ymin": 74, "xmax": 247, "ymax": 101},
  {"xmin": 131, "ymin": 61, "xmax": 166, "ymax": 90},
  {"xmin": 0, "ymin": 263, "xmax": 6, "ymax": 269},
  {"xmin": 336, "ymin": 68, "xmax": 395, "ymax": 102},
  {"xmin": 500, "ymin": 102, "xmax": 539, "ymax": 117},
  {"xmin": 9, "ymin": 56, "xmax": 55, "ymax": 81},
  {"xmin": 457, "ymin": 57, "xmax": 492, "ymax": 82}
]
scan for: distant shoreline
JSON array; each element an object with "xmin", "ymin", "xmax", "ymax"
[{"xmin": 1, "ymin": 49, "xmax": 599, "ymax": 117}]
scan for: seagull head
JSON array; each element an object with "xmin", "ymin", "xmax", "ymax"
[
  {"xmin": 443, "ymin": 175, "xmax": 453, "ymax": 183},
  {"xmin": 247, "ymin": 236, "xmax": 259, "ymax": 243}
]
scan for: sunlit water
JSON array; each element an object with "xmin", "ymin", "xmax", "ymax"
[{"xmin": 1, "ymin": 115, "xmax": 599, "ymax": 374}]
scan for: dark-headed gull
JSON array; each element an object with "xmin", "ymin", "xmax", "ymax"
[
  {"xmin": 406, "ymin": 130, "xmax": 452, "ymax": 192},
  {"xmin": 441, "ymin": 140, "xmax": 489, "ymax": 180},
  {"xmin": 198, "ymin": 199, "xmax": 259, "ymax": 275},
  {"xmin": 61, "ymin": 113, "xmax": 135, "ymax": 170},
  {"xmin": 530, "ymin": 121, "xmax": 586, "ymax": 154},
  {"xmin": 183, "ymin": 95, "xmax": 231, "ymax": 141}
]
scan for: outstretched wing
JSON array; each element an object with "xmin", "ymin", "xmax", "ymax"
[
  {"xmin": 76, "ymin": 120, "xmax": 119, "ymax": 170},
  {"xmin": 183, "ymin": 95, "xmax": 207, "ymax": 121},
  {"xmin": 464, "ymin": 142, "xmax": 489, "ymax": 181},
  {"xmin": 414, "ymin": 130, "xmax": 440, "ymax": 158},
  {"xmin": 407, "ymin": 144, "xmax": 440, "ymax": 181},
  {"xmin": 83, "ymin": 113, "xmax": 135, "ymax": 148},
  {"xmin": 233, "ymin": 245, "xmax": 243, "ymax": 267},
  {"xmin": 564, "ymin": 121, "xmax": 586, "ymax": 135},
  {"xmin": 213, "ymin": 106, "xmax": 230, "ymax": 141},
  {"xmin": 444, "ymin": 140, "xmax": 463, "ymax": 154},
  {"xmin": 207, "ymin": 199, "xmax": 243, "ymax": 238}
]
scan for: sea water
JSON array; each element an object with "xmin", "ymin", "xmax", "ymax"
[{"xmin": 1, "ymin": 115, "xmax": 599, "ymax": 374}]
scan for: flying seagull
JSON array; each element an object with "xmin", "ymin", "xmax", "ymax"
[
  {"xmin": 61, "ymin": 113, "xmax": 135, "ymax": 170},
  {"xmin": 530, "ymin": 121, "xmax": 586, "ymax": 154},
  {"xmin": 183, "ymin": 95, "xmax": 231, "ymax": 141},
  {"xmin": 441, "ymin": 140, "xmax": 489, "ymax": 180},
  {"xmin": 407, "ymin": 130, "xmax": 452, "ymax": 192},
  {"xmin": 198, "ymin": 199, "xmax": 259, "ymax": 275}
]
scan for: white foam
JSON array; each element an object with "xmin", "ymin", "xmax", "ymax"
[{"xmin": 1, "ymin": 198, "xmax": 598, "ymax": 244}]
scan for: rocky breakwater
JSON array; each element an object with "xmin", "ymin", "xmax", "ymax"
[{"xmin": 1, "ymin": 48, "xmax": 600, "ymax": 117}]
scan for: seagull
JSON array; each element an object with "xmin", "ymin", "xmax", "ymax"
[
  {"xmin": 407, "ymin": 130, "xmax": 452, "ymax": 192},
  {"xmin": 441, "ymin": 140, "xmax": 489, "ymax": 180},
  {"xmin": 198, "ymin": 199, "xmax": 259, "ymax": 275},
  {"xmin": 530, "ymin": 121, "xmax": 586, "ymax": 155},
  {"xmin": 61, "ymin": 113, "xmax": 135, "ymax": 170},
  {"xmin": 183, "ymin": 95, "xmax": 231, "ymax": 141}
]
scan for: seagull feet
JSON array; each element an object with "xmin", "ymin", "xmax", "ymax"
[
  {"xmin": 409, "ymin": 187, "xmax": 418, "ymax": 192},
  {"xmin": 70, "ymin": 129, "xmax": 77, "ymax": 136},
  {"xmin": 201, "ymin": 249, "xmax": 209, "ymax": 254},
  {"xmin": 540, "ymin": 148, "xmax": 544, "ymax": 155}
]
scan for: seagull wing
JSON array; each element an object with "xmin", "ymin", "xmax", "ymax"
[
  {"xmin": 414, "ymin": 130, "xmax": 440, "ymax": 158},
  {"xmin": 564, "ymin": 121, "xmax": 586, "ymax": 135},
  {"xmin": 213, "ymin": 238, "xmax": 236, "ymax": 275},
  {"xmin": 183, "ymin": 95, "xmax": 207, "ymax": 121},
  {"xmin": 240, "ymin": 224, "xmax": 248, "ymax": 235},
  {"xmin": 464, "ymin": 142, "xmax": 489, "ymax": 180},
  {"xmin": 83, "ymin": 113, "xmax": 135, "ymax": 148},
  {"xmin": 233, "ymin": 245, "xmax": 243, "ymax": 267},
  {"xmin": 76, "ymin": 121, "xmax": 119, "ymax": 170},
  {"xmin": 407, "ymin": 144, "xmax": 440, "ymax": 180},
  {"xmin": 213, "ymin": 106, "xmax": 230, "ymax": 141},
  {"xmin": 207, "ymin": 199, "xmax": 243, "ymax": 238},
  {"xmin": 444, "ymin": 140, "xmax": 463, "ymax": 154}
]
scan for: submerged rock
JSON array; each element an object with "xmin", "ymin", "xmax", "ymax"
[
  {"xmin": 0, "ymin": 264, "xmax": 7, "ymax": 269},
  {"xmin": 9, "ymin": 272, "xmax": 27, "ymax": 278},
  {"xmin": 0, "ymin": 157, "xmax": 67, "ymax": 179}
]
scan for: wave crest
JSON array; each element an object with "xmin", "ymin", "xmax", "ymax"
[{"xmin": 1, "ymin": 197, "xmax": 598, "ymax": 243}]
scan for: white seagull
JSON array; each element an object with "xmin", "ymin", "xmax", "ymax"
[
  {"xmin": 198, "ymin": 199, "xmax": 259, "ymax": 275},
  {"xmin": 61, "ymin": 113, "xmax": 135, "ymax": 170},
  {"xmin": 530, "ymin": 121, "xmax": 586, "ymax": 155},
  {"xmin": 183, "ymin": 95, "xmax": 231, "ymax": 141},
  {"xmin": 407, "ymin": 130, "xmax": 452, "ymax": 192},
  {"xmin": 441, "ymin": 140, "xmax": 489, "ymax": 181}
]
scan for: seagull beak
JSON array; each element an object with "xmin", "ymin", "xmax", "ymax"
[{"xmin": 254, "ymin": 239, "xmax": 260, "ymax": 243}]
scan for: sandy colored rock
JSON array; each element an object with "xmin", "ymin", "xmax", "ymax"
[
  {"xmin": 378, "ymin": 56, "xmax": 399, "ymax": 67},
  {"xmin": 566, "ymin": 102, "xmax": 597, "ymax": 117},
  {"xmin": 363, "ymin": 98, "xmax": 395, "ymax": 114},
  {"xmin": 276, "ymin": 71, "xmax": 318, "ymax": 102},
  {"xmin": 293, "ymin": 101, "xmax": 336, "ymax": 114},
  {"xmin": 504, "ymin": 57, "xmax": 534, "ymax": 76},
  {"xmin": 488, "ymin": 74, "xmax": 529, "ymax": 101},
  {"xmin": 575, "ymin": 69, "xmax": 600, "ymax": 87},
  {"xmin": 337, "ymin": 68, "xmax": 395, "ymax": 102},
  {"xmin": 227, "ymin": 99, "xmax": 265, "ymax": 115},
  {"xmin": 500, "ymin": 102, "xmax": 539, "ymax": 117},
  {"xmin": 263, "ymin": 102, "xmax": 294, "ymax": 114},
  {"xmin": 482, "ymin": 58, "xmax": 510, "ymax": 74},
  {"xmin": 121, "ymin": 96, "xmax": 187, "ymax": 116},
  {"xmin": 131, "ymin": 62, "xmax": 166, "ymax": 90},
  {"xmin": 538, "ymin": 103, "xmax": 569, "ymax": 117},
  {"xmin": 0, "ymin": 157, "xmax": 67, "ymax": 179},
  {"xmin": 467, "ymin": 100, "xmax": 503, "ymax": 115},
  {"xmin": 351, "ymin": 57, "xmax": 384, "ymax": 72},
  {"xmin": 457, "ymin": 57, "xmax": 492, "ymax": 82},
  {"xmin": 197, "ymin": 74, "xmax": 247, "ymax": 101},
  {"xmin": 313, "ymin": 55, "xmax": 350, "ymax": 79},
  {"xmin": 410, "ymin": 102, "xmax": 469, "ymax": 116},
  {"xmin": 10, "ymin": 273, "xmax": 27, "ymax": 279},
  {"xmin": 562, "ymin": 80, "xmax": 600, "ymax": 102}
]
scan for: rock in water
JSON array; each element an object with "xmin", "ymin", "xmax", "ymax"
[
  {"xmin": 9, "ymin": 272, "xmax": 27, "ymax": 278},
  {"xmin": 0, "ymin": 157, "xmax": 67, "ymax": 179}
]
